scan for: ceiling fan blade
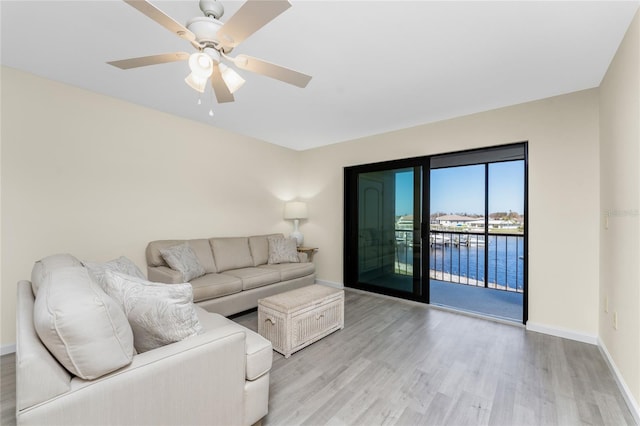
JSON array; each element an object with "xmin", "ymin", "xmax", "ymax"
[
  {"xmin": 107, "ymin": 52, "xmax": 190, "ymax": 69},
  {"xmin": 217, "ymin": 0, "xmax": 291, "ymax": 49},
  {"xmin": 123, "ymin": 0, "xmax": 196, "ymax": 42},
  {"xmin": 211, "ymin": 65, "xmax": 235, "ymax": 103},
  {"xmin": 234, "ymin": 55, "xmax": 312, "ymax": 88}
]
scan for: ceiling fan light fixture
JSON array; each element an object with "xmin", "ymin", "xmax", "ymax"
[
  {"xmin": 219, "ymin": 63, "xmax": 245, "ymax": 94},
  {"xmin": 185, "ymin": 72, "xmax": 208, "ymax": 93},
  {"xmin": 188, "ymin": 52, "xmax": 214, "ymax": 78},
  {"xmin": 113, "ymin": 0, "xmax": 312, "ymax": 105}
]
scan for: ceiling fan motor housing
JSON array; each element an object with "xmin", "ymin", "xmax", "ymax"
[
  {"xmin": 187, "ymin": 16, "xmax": 224, "ymax": 45},
  {"xmin": 199, "ymin": 0, "xmax": 224, "ymax": 19}
]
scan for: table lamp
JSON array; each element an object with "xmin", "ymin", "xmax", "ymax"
[{"xmin": 284, "ymin": 201, "xmax": 308, "ymax": 247}]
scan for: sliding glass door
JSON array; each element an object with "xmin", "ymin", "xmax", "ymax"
[
  {"xmin": 345, "ymin": 159, "xmax": 426, "ymax": 301},
  {"xmin": 344, "ymin": 143, "xmax": 527, "ymax": 323}
]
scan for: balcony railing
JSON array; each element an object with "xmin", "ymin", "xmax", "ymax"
[{"xmin": 394, "ymin": 229, "xmax": 524, "ymax": 293}]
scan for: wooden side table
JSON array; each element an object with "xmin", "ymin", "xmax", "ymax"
[{"xmin": 297, "ymin": 246, "xmax": 318, "ymax": 262}]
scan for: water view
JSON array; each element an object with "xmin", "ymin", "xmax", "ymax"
[{"xmin": 396, "ymin": 232, "xmax": 524, "ymax": 292}]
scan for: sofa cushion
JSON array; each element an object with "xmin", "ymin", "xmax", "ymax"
[
  {"xmin": 33, "ymin": 266, "xmax": 134, "ymax": 380},
  {"xmin": 259, "ymin": 262, "xmax": 316, "ymax": 281},
  {"xmin": 249, "ymin": 234, "xmax": 284, "ymax": 266},
  {"xmin": 103, "ymin": 271, "xmax": 203, "ymax": 353},
  {"xmin": 222, "ymin": 268, "xmax": 281, "ymax": 291},
  {"xmin": 189, "ymin": 273, "xmax": 243, "ymax": 302},
  {"xmin": 83, "ymin": 256, "xmax": 145, "ymax": 290},
  {"xmin": 146, "ymin": 239, "xmax": 217, "ymax": 273},
  {"xmin": 195, "ymin": 307, "xmax": 272, "ymax": 381},
  {"xmin": 210, "ymin": 237, "xmax": 254, "ymax": 272},
  {"xmin": 267, "ymin": 236, "xmax": 300, "ymax": 264},
  {"xmin": 31, "ymin": 253, "xmax": 82, "ymax": 296},
  {"xmin": 160, "ymin": 243, "xmax": 206, "ymax": 282}
]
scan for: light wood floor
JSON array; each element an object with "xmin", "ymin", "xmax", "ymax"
[{"xmin": 2, "ymin": 289, "xmax": 636, "ymax": 425}]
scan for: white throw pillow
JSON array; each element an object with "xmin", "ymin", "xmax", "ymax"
[
  {"xmin": 267, "ymin": 236, "xmax": 300, "ymax": 264},
  {"xmin": 103, "ymin": 270, "xmax": 203, "ymax": 353},
  {"xmin": 33, "ymin": 266, "xmax": 134, "ymax": 379},
  {"xmin": 84, "ymin": 256, "xmax": 146, "ymax": 290},
  {"xmin": 31, "ymin": 253, "xmax": 82, "ymax": 296},
  {"xmin": 160, "ymin": 243, "xmax": 206, "ymax": 282}
]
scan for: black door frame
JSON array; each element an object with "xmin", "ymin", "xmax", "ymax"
[
  {"xmin": 343, "ymin": 142, "xmax": 528, "ymax": 324},
  {"xmin": 344, "ymin": 157, "xmax": 429, "ymax": 303}
]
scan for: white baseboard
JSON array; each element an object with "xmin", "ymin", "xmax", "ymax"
[
  {"xmin": 598, "ymin": 338, "xmax": 640, "ymax": 424},
  {"xmin": 525, "ymin": 322, "xmax": 598, "ymax": 345},
  {"xmin": 315, "ymin": 279, "xmax": 344, "ymax": 289},
  {"xmin": 1, "ymin": 343, "xmax": 16, "ymax": 356}
]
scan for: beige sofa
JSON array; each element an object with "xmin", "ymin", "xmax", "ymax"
[
  {"xmin": 146, "ymin": 234, "xmax": 316, "ymax": 316},
  {"xmin": 16, "ymin": 254, "xmax": 272, "ymax": 426}
]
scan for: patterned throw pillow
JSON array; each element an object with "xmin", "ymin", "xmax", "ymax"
[
  {"xmin": 103, "ymin": 270, "xmax": 203, "ymax": 353},
  {"xmin": 160, "ymin": 243, "xmax": 206, "ymax": 282},
  {"xmin": 267, "ymin": 236, "xmax": 300, "ymax": 264},
  {"xmin": 83, "ymin": 256, "xmax": 146, "ymax": 290}
]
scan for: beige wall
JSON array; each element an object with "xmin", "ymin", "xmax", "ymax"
[
  {"xmin": 0, "ymin": 67, "xmax": 607, "ymax": 350},
  {"xmin": 1, "ymin": 34, "xmax": 637, "ymax": 410},
  {"xmin": 0, "ymin": 67, "xmax": 301, "ymax": 347},
  {"xmin": 299, "ymin": 89, "xmax": 601, "ymax": 336},
  {"xmin": 2, "ymin": 40, "xmax": 637, "ymax": 407},
  {"xmin": 599, "ymin": 9, "xmax": 640, "ymax": 407}
]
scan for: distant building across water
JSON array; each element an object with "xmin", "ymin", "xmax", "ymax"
[{"xmin": 396, "ymin": 214, "xmax": 523, "ymax": 231}]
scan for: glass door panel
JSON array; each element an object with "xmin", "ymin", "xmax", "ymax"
[
  {"xmin": 429, "ymin": 160, "xmax": 525, "ymax": 322},
  {"xmin": 357, "ymin": 167, "xmax": 420, "ymax": 295},
  {"xmin": 487, "ymin": 161, "xmax": 525, "ymax": 294}
]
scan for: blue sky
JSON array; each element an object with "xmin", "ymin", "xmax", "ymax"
[{"xmin": 395, "ymin": 161, "xmax": 524, "ymax": 216}]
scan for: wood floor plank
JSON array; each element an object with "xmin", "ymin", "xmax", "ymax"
[
  {"xmin": 0, "ymin": 353, "xmax": 16, "ymax": 426},
  {"xmin": 488, "ymin": 377, "xmax": 515, "ymax": 426},
  {"xmin": 2, "ymin": 289, "xmax": 636, "ymax": 426}
]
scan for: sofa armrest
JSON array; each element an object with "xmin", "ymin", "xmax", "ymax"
[
  {"xmin": 18, "ymin": 325, "xmax": 248, "ymax": 426},
  {"xmin": 298, "ymin": 252, "xmax": 309, "ymax": 263},
  {"xmin": 16, "ymin": 281, "xmax": 71, "ymax": 412},
  {"xmin": 147, "ymin": 265, "xmax": 183, "ymax": 283}
]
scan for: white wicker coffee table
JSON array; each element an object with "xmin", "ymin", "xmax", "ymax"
[{"xmin": 258, "ymin": 285, "xmax": 344, "ymax": 358}]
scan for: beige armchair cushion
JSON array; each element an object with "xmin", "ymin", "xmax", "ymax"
[
  {"xmin": 33, "ymin": 266, "xmax": 134, "ymax": 380},
  {"xmin": 31, "ymin": 253, "xmax": 82, "ymax": 296}
]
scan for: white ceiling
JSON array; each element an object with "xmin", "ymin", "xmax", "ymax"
[{"xmin": 1, "ymin": 1, "xmax": 638, "ymax": 151}]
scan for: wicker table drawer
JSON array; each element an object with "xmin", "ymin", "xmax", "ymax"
[{"xmin": 258, "ymin": 285, "xmax": 344, "ymax": 358}]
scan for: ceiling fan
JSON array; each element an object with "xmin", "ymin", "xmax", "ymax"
[{"xmin": 107, "ymin": 0, "xmax": 312, "ymax": 104}]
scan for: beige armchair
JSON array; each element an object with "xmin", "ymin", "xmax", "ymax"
[{"xmin": 16, "ymin": 254, "xmax": 272, "ymax": 426}]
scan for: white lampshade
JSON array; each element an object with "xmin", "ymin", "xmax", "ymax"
[
  {"xmin": 189, "ymin": 52, "xmax": 213, "ymax": 77},
  {"xmin": 219, "ymin": 63, "xmax": 245, "ymax": 94},
  {"xmin": 284, "ymin": 201, "xmax": 308, "ymax": 220},
  {"xmin": 184, "ymin": 72, "xmax": 208, "ymax": 93},
  {"xmin": 185, "ymin": 52, "xmax": 213, "ymax": 93}
]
